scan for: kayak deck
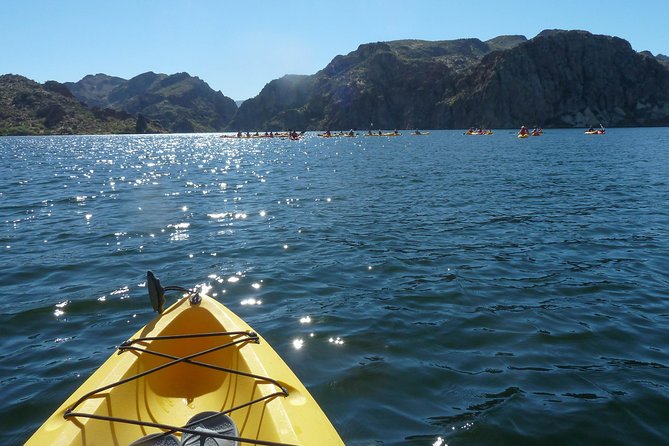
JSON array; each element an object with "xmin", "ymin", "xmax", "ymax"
[{"xmin": 26, "ymin": 294, "xmax": 343, "ymax": 445}]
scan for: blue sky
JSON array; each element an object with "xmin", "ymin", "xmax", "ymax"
[{"xmin": 2, "ymin": 0, "xmax": 667, "ymax": 100}]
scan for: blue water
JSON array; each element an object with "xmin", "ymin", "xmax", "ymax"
[{"xmin": 2, "ymin": 129, "xmax": 668, "ymax": 445}]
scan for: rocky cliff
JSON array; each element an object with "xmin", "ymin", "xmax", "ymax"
[
  {"xmin": 66, "ymin": 72, "xmax": 238, "ymax": 132},
  {"xmin": 448, "ymin": 30, "xmax": 669, "ymax": 127},
  {"xmin": 230, "ymin": 30, "xmax": 669, "ymax": 130},
  {"xmin": 0, "ymin": 74, "xmax": 164, "ymax": 135}
]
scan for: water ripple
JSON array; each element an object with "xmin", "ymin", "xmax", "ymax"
[{"xmin": 2, "ymin": 130, "xmax": 669, "ymax": 445}]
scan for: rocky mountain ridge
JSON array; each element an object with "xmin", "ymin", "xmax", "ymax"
[{"xmin": 2, "ymin": 29, "xmax": 669, "ymax": 135}]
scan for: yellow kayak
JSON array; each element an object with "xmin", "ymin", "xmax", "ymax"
[
  {"xmin": 26, "ymin": 272, "xmax": 344, "ymax": 446},
  {"xmin": 517, "ymin": 133, "xmax": 529, "ymax": 138}
]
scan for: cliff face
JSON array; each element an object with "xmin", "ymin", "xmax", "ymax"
[
  {"xmin": 67, "ymin": 72, "xmax": 238, "ymax": 132},
  {"xmin": 231, "ymin": 30, "xmax": 669, "ymax": 130},
  {"xmin": 0, "ymin": 75, "xmax": 164, "ymax": 135},
  {"xmin": 449, "ymin": 30, "xmax": 669, "ymax": 127}
]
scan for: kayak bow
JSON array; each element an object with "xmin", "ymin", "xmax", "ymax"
[{"xmin": 26, "ymin": 273, "xmax": 344, "ymax": 446}]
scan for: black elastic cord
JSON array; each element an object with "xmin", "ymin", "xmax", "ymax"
[
  {"xmin": 64, "ymin": 332, "xmax": 258, "ymax": 415},
  {"xmin": 63, "ymin": 330, "xmax": 295, "ymax": 444},
  {"xmin": 119, "ymin": 343, "xmax": 289, "ymax": 395}
]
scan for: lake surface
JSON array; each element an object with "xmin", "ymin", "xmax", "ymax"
[{"xmin": 2, "ymin": 129, "xmax": 668, "ymax": 445}]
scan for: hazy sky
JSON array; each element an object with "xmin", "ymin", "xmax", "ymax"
[{"xmin": 2, "ymin": 0, "xmax": 667, "ymax": 100}]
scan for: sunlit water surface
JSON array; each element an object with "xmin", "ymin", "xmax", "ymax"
[{"xmin": 2, "ymin": 129, "xmax": 668, "ymax": 445}]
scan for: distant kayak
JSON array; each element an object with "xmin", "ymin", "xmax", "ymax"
[
  {"xmin": 585, "ymin": 125, "xmax": 606, "ymax": 134},
  {"xmin": 25, "ymin": 272, "xmax": 344, "ymax": 446},
  {"xmin": 518, "ymin": 133, "xmax": 529, "ymax": 138},
  {"xmin": 318, "ymin": 133, "xmax": 357, "ymax": 138},
  {"xmin": 364, "ymin": 132, "xmax": 401, "ymax": 137},
  {"xmin": 412, "ymin": 131, "xmax": 431, "ymax": 136}
]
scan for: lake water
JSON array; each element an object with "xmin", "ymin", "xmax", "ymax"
[{"xmin": 2, "ymin": 129, "xmax": 668, "ymax": 445}]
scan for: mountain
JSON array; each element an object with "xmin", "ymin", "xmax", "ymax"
[
  {"xmin": 4, "ymin": 30, "xmax": 669, "ymax": 134},
  {"xmin": 228, "ymin": 36, "xmax": 527, "ymax": 130},
  {"xmin": 229, "ymin": 30, "xmax": 669, "ymax": 130},
  {"xmin": 66, "ymin": 72, "xmax": 238, "ymax": 132},
  {"xmin": 0, "ymin": 74, "xmax": 164, "ymax": 136},
  {"xmin": 64, "ymin": 73, "xmax": 125, "ymax": 108}
]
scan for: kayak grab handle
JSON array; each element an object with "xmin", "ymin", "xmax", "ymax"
[{"xmin": 147, "ymin": 271, "xmax": 200, "ymax": 313}]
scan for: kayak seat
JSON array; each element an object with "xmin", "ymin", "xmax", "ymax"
[
  {"xmin": 180, "ymin": 411, "xmax": 239, "ymax": 446},
  {"xmin": 129, "ymin": 433, "xmax": 180, "ymax": 446}
]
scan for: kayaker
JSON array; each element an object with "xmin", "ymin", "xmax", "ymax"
[{"xmin": 518, "ymin": 126, "xmax": 529, "ymax": 136}]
